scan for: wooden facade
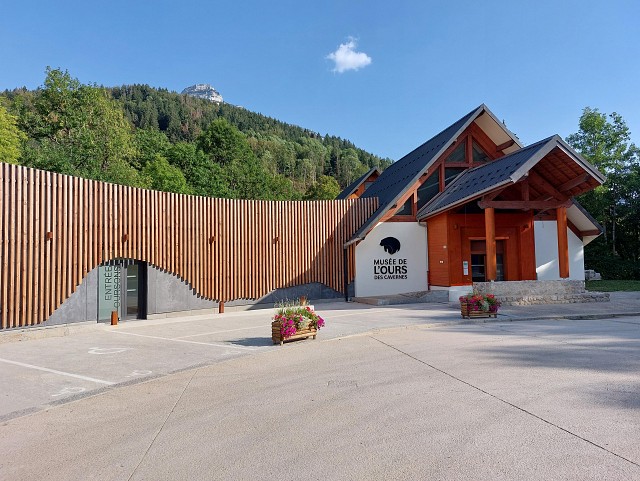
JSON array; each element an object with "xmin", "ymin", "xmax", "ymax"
[
  {"xmin": 427, "ymin": 211, "xmax": 537, "ymax": 287},
  {"xmin": 0, "ymin": 163, "xmax": 378, "ymax": 329}
]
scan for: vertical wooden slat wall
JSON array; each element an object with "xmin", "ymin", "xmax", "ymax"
[{"xmin": 0, "ymin": 164, "xmax": 378, "ymax": 329}]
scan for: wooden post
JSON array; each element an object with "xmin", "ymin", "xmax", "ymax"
[
  {"xmin": 484, "ymin": 207, "xmax": 497, "ymax": 281},
  {"xmin": 219, "ymin": 301, "xmax": 225, "ymax": 314},
  {"xmin": 556, "ymin": 207, "xmax": 570, "ymax": 278}
]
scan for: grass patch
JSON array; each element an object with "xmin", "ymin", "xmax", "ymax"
[{"xmin": 586, "ymin": 280, "xmax": 640, "ymax": 292}]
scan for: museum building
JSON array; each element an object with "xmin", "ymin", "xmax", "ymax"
[{"xmin": 0, "ymin": 105, "xmax": 605, "ymax": 330}]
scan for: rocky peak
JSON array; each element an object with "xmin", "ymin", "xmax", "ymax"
[{"xmin": 181, "ymin": 84, "xmax": 223, "ymax": 103}]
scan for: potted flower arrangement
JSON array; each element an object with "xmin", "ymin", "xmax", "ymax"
[
  {"xmin": 459, "ymin": 292, "xmax": 501, "ymax": 319},
  {"xmin": 271, "ymin": 305, "xmax": 325, "ymax": 345}
]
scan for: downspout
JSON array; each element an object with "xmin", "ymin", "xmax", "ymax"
[
  {"xmin": 343, "ymin": 247, "xmax": 349, "ymax": 302},
  {"xmin": 343, "ymin": 237, "xmax": 364, "ymax": 301}
]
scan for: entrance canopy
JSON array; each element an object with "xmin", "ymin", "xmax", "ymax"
[{"xmin": 416, "ymin": 135, "xmax": 606, "ymax": 240}]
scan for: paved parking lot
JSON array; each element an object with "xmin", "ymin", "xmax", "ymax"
[
  {"xmin": 1, "ymin": 310, "xmax": 640, "ymax": 480},
  {"xmin": 0, "ymin": 301, "xmax": 463, "ymax": 420}
]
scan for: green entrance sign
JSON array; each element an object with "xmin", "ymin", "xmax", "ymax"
[{"xmin": 98, "ymin": 265, "xmax": 122, "ymax": 321}]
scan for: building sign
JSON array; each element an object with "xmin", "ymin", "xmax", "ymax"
[
  {"xmin": 373, "ymin": 237, "xmax": 408, "ymax": 279},
  {"xmin": 355, "ymin": 223, "xmax": 428, "ymax": 297},
  {"xmin": 98, "ymin": 265, "xmax": 122, "ymax": 321}
]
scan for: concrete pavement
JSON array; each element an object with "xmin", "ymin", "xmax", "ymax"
[
  {"xmin": 1, "ymin": 315, "xmax": 640, "ymax": 480},
  {"xmin": 1, "ymin": 291, "xmax": 640, "ymax": 421}
]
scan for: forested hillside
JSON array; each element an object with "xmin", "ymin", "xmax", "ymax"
[{"xmin": 0, "ymin": 68, "xmax": 392, "ymax": 200}]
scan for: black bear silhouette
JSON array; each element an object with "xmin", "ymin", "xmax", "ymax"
[{"xmin": 380, "ymin": 237, "xmax": 401, "ymax": 255}]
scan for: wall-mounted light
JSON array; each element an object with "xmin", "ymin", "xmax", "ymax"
[
  {"xmin": 273, "ymin": 236, "xmax": 279, "ymax": 244},
  {"xmin": 453, "ymin": 223, "xmax": 458, "ymax": 230},
  {"xmin": 122, "ymin": 234, "xmax": 128, "ymax": 242},
  {"xmin": 45, "ymin": 232, "xmax": 53, "ymax": 241},
  {"xmin": 209, "ymin": 236, "xmax": 216, "ymax": 244}
]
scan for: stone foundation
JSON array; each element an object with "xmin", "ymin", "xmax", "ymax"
[{"xmin": 472, "ymin": 280, "xmax": 610, "ymax": 306}]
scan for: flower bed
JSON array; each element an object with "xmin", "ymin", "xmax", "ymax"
[
  {"xmin": 271, "ymin": 305, "xmax": 325, "ymax": 345},
  {"xmin": 459, "ymin": 292, "xmax": 501, "ymax": 319}
]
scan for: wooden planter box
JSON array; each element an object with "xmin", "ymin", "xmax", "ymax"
[
  {"xmin": 271, "ymin": 321, "xmax": 317, "ymax": 346},
  {"xmin": 460, "ymin": 302, "xmax": 498, "ymax": 319}
]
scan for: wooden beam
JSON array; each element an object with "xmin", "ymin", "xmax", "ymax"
[
  {"xmin": 567, "ymin": 219, "xmax": 582, "ymax": 240},
  {"xmin": 496, "ymin": 139, "xmax": 516, "ymax": 152},
  {"xmin": 558, "ymin": 173, "xmax": 590, "ymax": 192},
  {"xmin": 481, "ymin": 187, "xmax": 506, "ymax": 204},
  {"xmin": 521, "ymin": 179, "xmax": 529, "ymax": 202},
  {"xmin": 478, "ymin": 199, "xmax": 572, "ymax": 210},
  {"xmin": 485, "ymin": 207, "xmax": 497, "ymax": 281},
  {"xmin": 557, "ymin": 207, "xmax": 569, "ymax": 278},
  {"xmin": 527, "ymin": 171, "xmax": 568, "ymax": 201}
]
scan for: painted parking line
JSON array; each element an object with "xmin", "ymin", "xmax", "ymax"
[
  {"xmin": 173, "ymin": 325, "xmax": 267, "ymax": 339},
  {"xmin": 109, "ymin": 330, "xmax": 257, "ymax": 350},
  {"xmin": 0, "ymin": 358, "xmax": 115, "ymax": 385}
]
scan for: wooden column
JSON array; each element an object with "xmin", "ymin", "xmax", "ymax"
[
  {"xmin": 556, "ymin": 206, "xmax": 570, "ymax": 278},
  {"xmin": 484, "ymin": 207, "xmax": 497, "ymax": 281}
]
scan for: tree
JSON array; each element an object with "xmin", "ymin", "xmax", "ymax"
[
  {"xmin": 304, "ymin": 175, "xmax": 341, "ymax": 200},
  {"xmin": 197, "ymin": 118, "xmax": 271, "ymax": 199},
  {"xmin": 197, "ymin": 118, "xmax": 254, "ymax": 166},
  {"xmin": 142, "ymin": 155, "xmax": 190, "ymax": 194},
  {"xmin": 23, "ymin": 68, "xmax": 144, "ymax": 186},
  {"xmin": 0, "ymin": 103, "xmax": 26, "ymax": 164},
  {"xmin": 567, "ymin": 107, "xmax": 640, "ymax": 260},
  {"xmin": 134, "ymin": 128, "xmax": 171, "ymax": 168}
]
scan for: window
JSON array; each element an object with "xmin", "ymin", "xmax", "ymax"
[
  {"xmin": 395, "ymin": 197, "xmax": 413, "ymax": 216},
  {"xmin": 417, "ymin": 173, "xmax": 439, "ymax": 210},
  {"xmin": 444, "ymin": 168, "xmax": 464, "ymax": 187},
  {"xmin": 445, "ymin": 140, "xmax": 466, "ymax": 164},
  {"xmin": 472, "ymin": 140, "xmax": 489, "ymax": 163}
]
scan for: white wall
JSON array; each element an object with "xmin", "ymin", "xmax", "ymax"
[
  {"xmin": 534, "ymin": 220, "xmax": 584, "ymax": 281},
  {"xmin": 355, "ymin": 222, "xmax": 428, "ymax": 297}
]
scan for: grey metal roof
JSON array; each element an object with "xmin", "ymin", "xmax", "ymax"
[
  {"xmin": 336, "ymin": 167, "xmax": 380, "ymax": 200},
  {"xmin": 416, "ymin": 134, "xmax": 606, "ymax": 219},
  {"xmin": 345, "ymin": 105, "xmax": 487, "ymax": 245}
]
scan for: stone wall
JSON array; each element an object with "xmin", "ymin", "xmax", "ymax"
[{"xmin": 472, "ymin": 280, "xmax": 609, "ymax": 305}]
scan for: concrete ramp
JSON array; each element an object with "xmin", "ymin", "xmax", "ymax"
[{"xmin": 353, "ymin": 290, "xmax": 449, "ymax": 306}]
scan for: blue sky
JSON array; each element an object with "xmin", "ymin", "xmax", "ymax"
[{"xmin": 1, "ymin": 0, "xmax": 639, "ymax": 160}]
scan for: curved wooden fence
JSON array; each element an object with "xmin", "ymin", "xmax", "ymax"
[{"xmin": 0, "ymin": 163, "xmax": 378, "ymax": 329}]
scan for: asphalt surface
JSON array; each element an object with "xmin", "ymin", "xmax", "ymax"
[{"xmin": 1, "ymin": 295, "xmax": 640, "ymax": 480}]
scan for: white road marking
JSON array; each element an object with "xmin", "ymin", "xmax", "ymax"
[
  {"xmin": 0, "ymin": 358, "xmax": 115, "ymax": 385},
  {"xmin": 173, "ymin": 325, "xmax": 266, "ymax": 339},
  {"xmin": 51, "ymin": 387, "xmax": 86, "ymax": 397},
  {"xmin": 88, "ymin": 347, "xmax": 130, "ymax": 355},
  {"xmin": 126, "ymin": 370, "xmax": 153, "ymax": 377},
  {"xmin": 109, "ymin": 330, "xmax": 256, "ymax": 350}
]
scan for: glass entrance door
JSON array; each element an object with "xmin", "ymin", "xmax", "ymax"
[
  {"xmin": 469, "ymin": 240, "xmax": 505, "ymax": 281},
  {"xmin": 97, "ymin": 261, "xmax": 146, "ymax": 321},
  {"xmin": 98, "ymin": 264, "xmax": 123, "ymax": 321},
  {"xmin": 125, "ymin": 262, "xmax": 147, "ymax": 320}
]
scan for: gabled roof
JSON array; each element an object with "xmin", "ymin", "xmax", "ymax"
[
  {"xmin": 416, "ymin": 134, "xmax": 606, "ymax": 219},
  {"xmin": 345, "ymin": 104, "xmax": 523, "ymax": 246},
  {"xmin": 336, "ymin": 167, "xmax": 380, "ymax": 200}
]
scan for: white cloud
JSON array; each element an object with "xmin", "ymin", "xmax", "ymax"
[{"xmin": 326, "ymin": 38, "xmax": 372, "ymax": 73}]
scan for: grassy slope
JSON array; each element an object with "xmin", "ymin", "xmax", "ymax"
[{"xmin": 585, "ymin": 280, "xmax": 640, "ymax": 292}]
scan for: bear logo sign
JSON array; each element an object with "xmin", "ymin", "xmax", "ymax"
[{"xmin": 380, "ymin": 237, "xmax": 401, "ymax": 255}]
